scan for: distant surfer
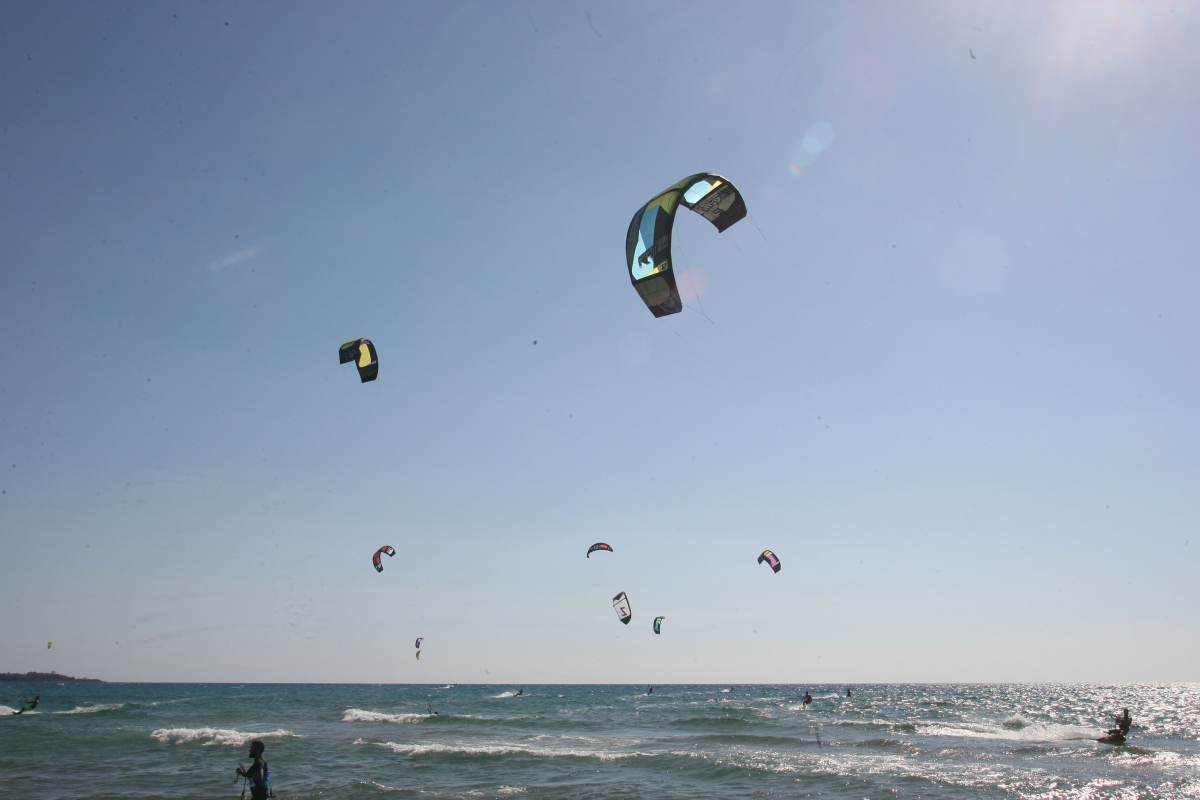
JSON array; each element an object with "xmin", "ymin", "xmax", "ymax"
[
  {"xmin": 234, "ymin": 739, "xmax": 270, "ymax": 800},
  {"xmin": 516, "ymin": 689, "xmax": 523, "ymax": 696},
  {"xmin": 803, "ymin": 691, "xmax": 812, "ymax": 706},
  {"xmin": 13, "ymin": 696, "xmax": 39, "ymax": 715},
  {"xmin": 846, "ymin": 688, "xmax": 851, "ymax": 698},
  {"xmin": 647, "ymin": 686, "xmax": 653, "ymax": 695}
]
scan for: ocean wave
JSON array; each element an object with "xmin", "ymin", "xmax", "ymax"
[
  {"xmin": 1103, "ymin": 747, "xmax": 1200, "ymax": 769},
  {"xmin": 670, "ymin": 716, "xmax": 755, "ymax": 729},
  {"xmin": 151, "ymin": 727, "xmax": 295, "ymax": 746},
  {"xmin": 374, "ymin": 741, "xmax": 658, "ymax": 762},
  {"xmin": 357, "ymin": 780, "xmax": 410, "ymax": 793},
  {"xmin": 54, "ymin": 703, "xmax": 124, "ymax": 715},
  {"xmin": 690, "ymin": 733, "xmax": 811, "ymax": 747},
  {"xmin": 919, "ymin": 720, "xmax": 1097, "ymax": 742},
  {"xmin": 490, "ymin": 691, "xmax": 521, "ymax": 699},
  {"xmin": 343, "ymin": 709, "xmax": 429, "ymax": 724},
  {"xmin": 0, "ymin": 705, "xmax": 21, "ymax": 715}
]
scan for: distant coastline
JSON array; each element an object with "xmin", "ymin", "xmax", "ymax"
[{"xmin": 0, "ymin": 671, "xmax": 103, "ymax": 683}]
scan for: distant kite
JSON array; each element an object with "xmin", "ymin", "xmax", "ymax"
[
  {"xmin": 339, "ymin": 338, "xmax": 379, "ymax": 383},
  {"xmin": 587, "ymin": 543, "xmax": 613, "ymax": 558},
  {"xmin": 47, "ymin": 642, "xmax": 52, "ymax": 649},
  {"xmin": 757, "ymin": 550, "xmax": 781, "ymax": 573},
  {"xmin": 416, "ymin": 650, "xmax": 421, "ymax": 660},
  {"xmin": 613, "ymin": 591, "xmax": 632, "ymax": 625},
  {"xmin": 373, "ymin": 546, "xmax": 396, "ymax": 572},
  {"xmin": 415, "ymin": 638, "xmax": 423, "ymax": 649},
  {"xmin": 626, "ymin": 173, "xmax": 746, "ymax": 317},
  {"xmin": 653, "ymin": 616, "xmax": 665, "ymax": 635}
]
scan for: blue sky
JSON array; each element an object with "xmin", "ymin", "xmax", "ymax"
[{"xmin": 1, "ymin": 1, "xmax": 1197, "ymax": 683}]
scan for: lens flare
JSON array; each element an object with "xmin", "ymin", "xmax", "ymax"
[{"xmin": 786, "ymin": 121, "xmax": 835, "ymax": 176}]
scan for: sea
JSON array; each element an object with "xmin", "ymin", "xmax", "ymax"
[{"xmin": 1, "ymin": 683, "xmax": 1197, "ymax": 799}]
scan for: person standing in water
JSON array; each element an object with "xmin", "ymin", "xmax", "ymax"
[
  {"xmin": 235, "ymin": 739, "xmax": 270, "ymax": 800},
  {"xmin": 13, "ymin": 696, "xmax": 39, "ymax": 714},
  {"xmin": 846, "ymin": 688, "xmax": 852, "ymax": 698},
  {"xmin": 803, "ymin": 691, "xmax": 812, "ymax": 706}
]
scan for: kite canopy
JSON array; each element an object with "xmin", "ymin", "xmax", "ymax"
[
  {"xmin": 47, "ymin": 642, "xmax": 52, "ymax": 649},
  {"xmin": 653, "ymin": 616, "xmax": 665, "ymax": 634},
  {"xmin": 416, "ymin": 650, "xmax": 421, "ymax": 660},
  {"xmin": 587, "ymin": 542, "xmax": 614, "ymax": 558},
  {"xmin": 415, "ymin": 638, "xmax": 423, "ymax": 649},
  {"xmin": 339, "ymin": 338, "xmax": 379, "ymax": 383},
  {"xmin": 373, "ymin": 545, "xmax": 396, "ymax": 572},
  {"xmin": 626, "ymin": 173, "xmax": 747, "ymax": 317},
  {"xmin": 757, "ymin": 549, "xmax": 781, "ymax": 573},
  {"xmin": 613, "ymin": 591, "xmax": 632, "ymax": 625}
]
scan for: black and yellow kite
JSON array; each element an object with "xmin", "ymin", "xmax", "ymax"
[
  {"xmin": 339, "ymin": 339, "xmax": 378, "ymax": 383},
  {"xmin": 626, "ymin": 174, "xmax": 746, "ymax": 317}
]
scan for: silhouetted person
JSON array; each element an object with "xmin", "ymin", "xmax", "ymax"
[
  {"xmin": 14, "ymin": 696, "xmax": 39, "ymax": 715},
  {"xmin": 803, "ymin": 691, "xmax": 812, "ymax": 706}
]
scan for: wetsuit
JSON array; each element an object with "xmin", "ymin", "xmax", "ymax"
[{"xmin": 247, "ymin": 757, "xmax": 270, "ymax": 800}]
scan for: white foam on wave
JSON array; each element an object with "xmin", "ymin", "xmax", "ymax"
[
  {"xmin": 151, "ymin": 727, "xmax": 294, "ymax": 746},
  {"xmin": 919, "ymin": 719, "xmax": 1097, "ymax": 742},
  {"xmin": 374, "ymin": 741, "xmax": 660, "ymax": 762},
  {"xmin": 342, "ymin": 709, "xmax": 428, "ymax": 724},
  {"xmin": 497, "ymin": 787, "xmax": 527, "ymax": 795},
  {"xmin": 0, "ymin": 705, "xmax": 19, "ymax": 715},
  {"xmin": 54, "ymin": 703, "xmax": 124, "ymax": 715},
  {"xmin": 491, "ymin": 691, "xmax": 519, "ymax": 699}
]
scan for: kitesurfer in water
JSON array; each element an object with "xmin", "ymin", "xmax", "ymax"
[
  {"xmin": 13, "ymin": 696, "xmax": 39, "ymax": 714},
  {"xmin": 235, "ymin": 739, "xmax": 270, "ymax": 800},
  {"xmin": 647, "ymin": 686, "xmax": 653, "ymax": 695},
  {"xmin": 803, "ymin": 691, "xmax": 813, "ymax": 706},
  {"xmin": 846, "ymin": 688, "xmax": 851, "ymax": 697},
  {"xmin": 516, "ymin": 689, "xmax": 523, "ymax": 696},
  {"xmin": 1098, "ymin": 708, "xmax": 1132, "ymax": 744}
]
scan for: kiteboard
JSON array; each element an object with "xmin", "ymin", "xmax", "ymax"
[{"xmin": 1097, "ymin": 732, "xmax": 1127, "ymax": 745}]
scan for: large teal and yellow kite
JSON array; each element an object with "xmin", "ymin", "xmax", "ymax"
[{"xmin": 626, "ymin": 173, "xmax": 746, "ymax": 317}]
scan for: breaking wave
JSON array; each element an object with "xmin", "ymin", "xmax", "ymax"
[
  {"xmin": 150, "ymin": 727, "xmax": 295, "ymax": 746},
  {"xmin": 343, "ymin": 709, "xmax": 429, "ymax": 724}
]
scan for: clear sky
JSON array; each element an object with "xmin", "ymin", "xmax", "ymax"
[{"xmin": 2, "ymin": 1, "xmax": 1197, "ymax": 684}]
